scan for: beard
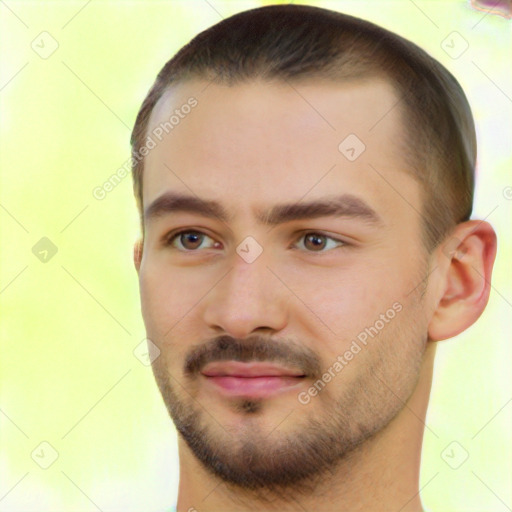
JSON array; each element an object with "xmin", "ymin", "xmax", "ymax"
[{"xmin": 150, "ymin": 322, "xmax": 427, "ymax": 499}]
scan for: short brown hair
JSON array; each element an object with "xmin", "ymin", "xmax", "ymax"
[{"xmin": 130, "ymin": 4, "xmax": 475, "ymax": 250}]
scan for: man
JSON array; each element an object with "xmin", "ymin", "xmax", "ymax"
[{"xmin": 131, "ymin": 4, "xmax": 497, "ymax": 511}]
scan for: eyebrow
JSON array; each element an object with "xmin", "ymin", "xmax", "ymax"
[{"xmin": 143, "ymin": 192, "xmax": 382, "ymax": 226}]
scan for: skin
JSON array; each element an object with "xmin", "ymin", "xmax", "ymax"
[{"xmin": 133, "ymin": 78, "xmax": 497, "ymax": 512}]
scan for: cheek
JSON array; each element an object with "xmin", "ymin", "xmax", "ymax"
[
  {"xmin": 139, "ymin": 259, "xmax": 220, "ymax": 344},
  {"xmin": 139, "ymin": 263, "xmax": 190, "ymax": 335},
  {"xmin": 139, "ymin": 267, "xmax": 201, "ymax": 373},
  {"xmin": 292, "ymin": 261, "xmax": 419, "ymax": 363},
  {"xmin": 294, "ymin": 266, "xmax": 395, "ymax": 332}
]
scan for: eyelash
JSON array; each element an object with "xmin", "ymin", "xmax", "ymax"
[{"xmin": 164, "ymin": 229, "xmax": 348, "ymax": 253}]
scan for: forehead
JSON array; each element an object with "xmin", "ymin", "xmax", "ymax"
[{"xmin": 142, "ymin": 78, "xmax": 418, "ymax": 225}]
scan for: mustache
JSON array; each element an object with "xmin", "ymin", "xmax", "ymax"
[{"xmin": 184, "ymin": 335, "xmax": 322, "ymax": 379}]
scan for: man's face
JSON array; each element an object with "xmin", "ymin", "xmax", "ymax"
[{"xmin": 136, "ymin": 78, "xmax": 434, "ymax": 493}]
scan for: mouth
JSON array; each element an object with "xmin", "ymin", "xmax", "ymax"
[{"xmin": 200, "ymin": 361, "xmax": 306, "ymax": 398}]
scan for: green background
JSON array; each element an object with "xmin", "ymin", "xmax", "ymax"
[{"xmin": 1, "ymin": 1, "xmax": 510, "ymax": 511}]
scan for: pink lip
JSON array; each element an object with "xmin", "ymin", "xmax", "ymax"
[{"xmin": 201, "ymin": 361, "xmax": 305, "ymax": 398}]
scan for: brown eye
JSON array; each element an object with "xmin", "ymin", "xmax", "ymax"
[
  {"xmin": 304, "ymin": 233, "xmax": 327, "ymax": 251},
  {"xmin": 295, "ymin": 232, "xmax": 345, "ymax": 252},
  {"xmin": 167, "ymin": 230, "xmax": 215, "ymax": 251}
]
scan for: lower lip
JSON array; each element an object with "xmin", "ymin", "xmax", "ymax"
[{"xmin": 203, "ymin": 375, "xmax": 304, "ymax": 398}]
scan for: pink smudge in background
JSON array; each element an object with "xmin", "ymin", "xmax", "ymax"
[{"xmin": 470, "ymin": 0, "xmax": 512, "ymax": 19}]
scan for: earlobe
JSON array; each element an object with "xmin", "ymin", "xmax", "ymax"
[
  {"xmin": 428, "ymin": 220, "xmax": 497, "ymax": 342},
  {"xmin": 133, "ymin": 239, "xmax": 143, "ymax": 272}
]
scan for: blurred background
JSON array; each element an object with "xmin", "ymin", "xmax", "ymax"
[{"xmin": 0, "ymin": 1, "xmax": 510, "ymax": 511}]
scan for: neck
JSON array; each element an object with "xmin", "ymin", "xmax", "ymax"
[{"xmin": 176, "ymin": 343, "xmax": 436, "ymax": 512}]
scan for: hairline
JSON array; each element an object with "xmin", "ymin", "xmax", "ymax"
[{"xmin": 135, "ymin": 72, "xmax": 437, "ymax": 251}]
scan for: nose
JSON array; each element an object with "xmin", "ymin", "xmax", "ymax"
[{"xmin": 202, "ymin": 252, "xmax": 289, "ymax": 339}]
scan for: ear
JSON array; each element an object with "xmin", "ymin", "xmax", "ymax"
[
  {"xmin": 133, "ymin": 239, "xmax": 143, "ymax": 272},
  {"xmin": 428, "ymin": 220, "xmax": 497, "ymax": 341}
]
